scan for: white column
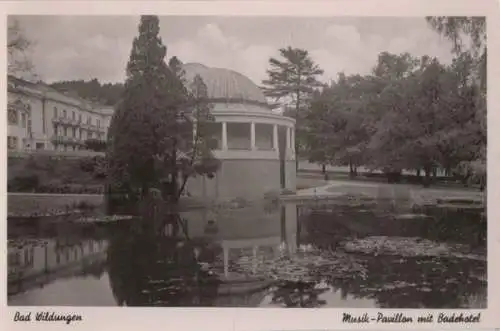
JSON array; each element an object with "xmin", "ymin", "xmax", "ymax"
[
  {"xmin": 272, "ymin": 246, "xmax": 279, "ymax": 259},
  {"xmin": 192, "ymin": 121, "xmax": 197, "ymax": 145},
  {"xmin": 291, "ymin": 129, "xmax": 295, "ymax": 155},
  {"xmin": 202, "ymin": 176, "xmax": 207, "ymax": 200},
  {"xmin": 222, "ymin": 122, "xmax": 228, "ymax": 150},
  {"xmin": 273, "ymin": 124, "xmax": 278, "ymax": 152},
  {"xmin": 223, "ymin": 245, "xmax": 229, "ymax": 278},
  {"xmin": 286, "ymin": 126, "xmax": 291, "ymax": 153},
  {"xmin": 250, "ymin": 122, "xmax": 256, "ymax": 150},
  {"xmin": 252, "ymin": 245, "xmax": 258, "ymax": 274}
]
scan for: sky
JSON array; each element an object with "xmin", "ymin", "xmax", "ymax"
[{"xmin": 14, "ymin": 15, "xmax": 454, "ymax": 85}]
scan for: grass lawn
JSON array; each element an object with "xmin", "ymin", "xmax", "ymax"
[
  {"xmin": 296, "ymin": 176, "xmax": 329, "ymax": 190},
  {"xmin": 8, "ymin": 193, "xmax": 105, "ymax": 215}
]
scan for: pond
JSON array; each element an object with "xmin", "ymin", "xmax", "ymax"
[{"xmin": 7, "ymin": 197, "xmax": 487, "ymax": 308}]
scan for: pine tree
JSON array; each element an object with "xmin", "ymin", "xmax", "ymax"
[
  {"xmin": 107, "ymin": 15, "xmax": 219, "ymax": 210},
  {"xmin": 262, "ymin": 47, "xmax": 324, "ymax": 168},
  {"xmin": 107, "ymin": 15, "xmax": 184, "ymax": 199}
]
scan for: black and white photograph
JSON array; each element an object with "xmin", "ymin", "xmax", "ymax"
[{"xmin": 6, "ymin": 4, "xmax": 490, "ymax": 316}]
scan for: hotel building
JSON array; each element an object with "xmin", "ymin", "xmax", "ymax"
[{"xmin": 7, "ymin": 75, "xmax": 113, "ymax": 152}]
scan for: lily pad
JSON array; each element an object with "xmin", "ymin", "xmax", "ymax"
[{"xmin": 343, "ymin": 236, "xmax": 486, "ymax": 261}]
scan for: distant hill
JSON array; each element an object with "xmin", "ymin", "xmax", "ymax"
[{"xmin": 49, "ymin": 79, "xmax": 124, "ymax": 107}]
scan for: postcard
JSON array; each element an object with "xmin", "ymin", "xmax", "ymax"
[{"xmin": 2, "ymin": 0, "xmax": 498, "ymax": 330}]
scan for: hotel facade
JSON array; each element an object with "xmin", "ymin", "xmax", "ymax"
[{"xmin": 7, "ymin": 76, "xmax": 113, "ymax": 153}]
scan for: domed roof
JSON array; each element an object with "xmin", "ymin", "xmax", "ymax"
[{"xmin": 182, "ymin": 63, "xmax": 268, "ymax": 106}]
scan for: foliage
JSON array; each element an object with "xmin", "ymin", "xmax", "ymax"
[
  {"xmin": 304, "ymin": 49, "xmax": 485, "ymax": 187},
  {"xmin": 8, "ymin": 174, "xmax": 40, "ymax": 192},
  {"xmin": 426, "ymin": 17, "xmax": 486, "ymax": 60},
  {"xmin": 426, "ymin": 16, "xmax": 486, "ymax": 184},
  {"xmin": 84, "ymin": 138, "xmax": 107, "ymax": 152},
  {"xmin": 50, "ymin": 79, "xmax": 124, "ymax": 107},
  {"xmin": 262, "ymin": 47, "xmax": 324, "ymax": 164},
  {"xmin": 305, "ymin": 73, "xmax": 369, "ymax": 176},
  {"xmin": 7, "ymin": 18, "xmax": 36, "ymax": 79},
  {"xmin": 7, "ymin": 155, "xmax": 106, "ymax": 193},
  {"xmin": 79, "ymin": 155, "xmax": 107, "ymax": 179},
  {"xmin": 107, "ymin": 15, "xmax": 219, "ymax": 205}
]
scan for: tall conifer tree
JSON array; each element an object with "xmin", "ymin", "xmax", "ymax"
[{"xmin": 107, "ymin": 16, "xmax": 219, "ymax": 207}]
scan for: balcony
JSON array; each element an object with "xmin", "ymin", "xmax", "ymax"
[
  {"xmin": 51, "ymin": 117, "xmax": 106, "ymax": 133},
  {"xmin": 52, "ymin": 117, "xmax": 80, "ymax": 127},
  {"xmin": 51, "ymin": 135, "xmax": 85, "ymax": 146},
  {"xmin": 79, "ymin": 122, "xmax": 105, "ymax": 133}
]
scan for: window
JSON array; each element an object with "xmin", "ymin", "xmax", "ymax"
[
  {"xmin": 8, "ymin": 252, "xmax": 21, "ymax": 267},
  {"xmin": 27, "ymin": 118, "xmax": 32, "ymax": 136},
  {"xmin": 88, "ymin": 132, "xmax": 93, "ymax": 139},
  {"xmin": 36, "ymin": 143, "xmax": 44, "ymax": 150},
  {"xmin": 7, "ymin": 136, "xmax": 18, "ymax": 150},
  {"xmin": 53, "ymin": 107, "xmax": 58, "ymax": 118},
  {"xmin": 72, "ymin": 111, "xmax": 76, "ymax": 120},
  {"xmin": 21, "ymin": 113, "xmax": 26, "ymax": 128},
  {"xmin": 63, "ymin": 127, "xmax": 68, "ymax": 136},
  {"xmin": 8, "ymin": 108, "xmax": 18, "ymax": 125},
  {"xmin": 23, "ymin": 248, "xmax": 34, "ymax": 267},
  {"xmin": 78, "ymin": 114, "xmax": 82, "ymax": 123},
  {"xmin": 63, "ymin": 110, "xmax": 67, "ymax": 118},
  {"xmin": 87, "ymin": 116, "xmax": 92, "ymax": 125},
  {"xmin": 97, "ymin": 119, "xmax": 101, "ymax": 128},
  {"xmin": 72, "ymin": 127, "xmax": 76, "ymax": 137},
  {"xmin": 42, "ymin": 102, "xmax": 46, "ymax": 134}
]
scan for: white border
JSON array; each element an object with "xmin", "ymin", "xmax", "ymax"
[{"xmin": 1, "ymin": 1, "xmax": 498, "ymax": 331}]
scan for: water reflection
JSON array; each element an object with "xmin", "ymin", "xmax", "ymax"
[
  {"xmin": 7, "ymin": 198, "xmax": 486, "ymax": 308},
  {"xmin": 106, "ymin": 222, "xmax": 221, "ymax": 306},
  {"xmin": 8, "ymin": 235, "xmax": 108, "ymax": 302}
]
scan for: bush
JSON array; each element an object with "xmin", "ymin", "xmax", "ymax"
[
  {"xmin": 84, "ymin": 139, "xmax": 107, "ymax": 152},
  {"xmin": 280, "ymin": 188, "xmax": 296, "ymax": 195},
  {"xmin": 264, "ymin": 190, "xmax": 280, "ymax": 201},
  {"xmin": 79, "ymin": 157, "xmax": 96, "ymax": 173},
  {"xmin": 79, "ymin": 156, "xmax": 107, "ymax": 179},
  {"xmin": 385, "ymin": 171, "xmax": 402, "ymax": 183},
  {"xmin": 8, "ymin": 175, "xmax": 40, "ymax": 192},
  {"xmin": 35, "ymin": 183, "xmax": 104, "ymax": 194}
]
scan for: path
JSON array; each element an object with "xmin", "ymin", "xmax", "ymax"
[{"xmin": 294, "ymin": 180, "xmax": 484, "ymax": 204}]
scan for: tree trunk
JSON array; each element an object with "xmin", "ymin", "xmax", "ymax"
[
  {"xmin": 416, "ymin": 169, "xmax": 422, "ymax": 184},
  {"xmin": 171, "ymin": 141, "xmax": 179, "ymax": 204},
  {"xmin": 348, "ymin": 160, "xmax": 355, "ymax": 179},
  {"xmin": 295, "ymin": 88, "xmax": 300, "ymax": 172},
  {"xmin": 423, "ymin": 166, "xmax": 431, "ymax": 188},
  {"xmin": 321, "ymin": 164, "xmax": 326, "ymax": 174},
  {"xmin": 141, "ymin": 184, "xmax": 147, "ymax": 199},
  {"xmin": 461, "ymin": 175, "xmax": 469, "ymax": 187}
]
